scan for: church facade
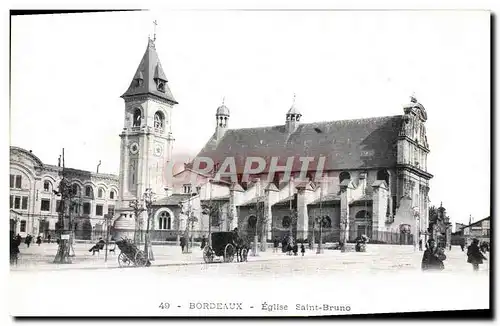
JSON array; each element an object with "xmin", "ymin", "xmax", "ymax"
[{"xmin": 112, "ymin": 36, "xmax": 433, "ymax": 246}]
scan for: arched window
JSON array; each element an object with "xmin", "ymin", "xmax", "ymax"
[
  {"xmin": 339, "ymin": 171, "xmax": 351, "ymax": 184},
  {"xmin": 85, "ymin": 186, "xmax": 93, "ymax": 198},
  {"xmin": 282, "ymin": 216, "xmax": 291, "ymax": 228},
  {"xmin": 43, "ymin": 181, "xmax": 50, "ymax": 192},
  {"xmin": 109, "ymin": 190, "xmax": 115, "ymax": 200},
  {"xmin": 133, "ymin": 108, "xmax": 142, "ymax": 127},
  {"xmin": 154, "ymin": 111, "xmax": 165, "ymax": 130},
  {"xmin": 72, "ymin": 184, "xmax": 81, "ymax": 197},
  {"xmin": 158, "ymin": 211, "xmax": 171, "ymax": 230},
  {"xmin": 97, "ymin": 188, "xmax": 104, "ymax": 198},
  {"xmin": 355, "ymin": 210, "xmax": 371, "ymax": 220},
  {"xmin": 377, "ymin": 169, "xmax": 390, "ymax": 186},
  {"xmin": 248, "ymin": 215, "xmax": 257, "ymax": 228}
]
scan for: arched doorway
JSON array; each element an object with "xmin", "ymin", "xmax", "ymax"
[{"xmin": 355, "ymin": 210, "xmax": 372, "ymax": 238}]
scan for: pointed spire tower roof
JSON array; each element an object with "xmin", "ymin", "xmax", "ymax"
[{"xmin": 121, "ymin": 38, "xmax": 178, "ymax": 104}]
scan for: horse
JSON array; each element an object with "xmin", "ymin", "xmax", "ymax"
[{"xmin": 233, "ymin": 234, "xmax": 249, "ymax": 262}]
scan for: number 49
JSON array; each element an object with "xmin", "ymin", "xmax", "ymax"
[{"xmin": 159, "ymin": 302, "xmax": 170, "ymax": 309}]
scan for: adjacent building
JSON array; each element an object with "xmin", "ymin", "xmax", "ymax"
[
  {"xmin": 452, "ymin": 216, "xmax": 490, "ymax": 245},
  {"xmin": 9, "ymin": 146, "xmax": 119, "ymax": 239}
]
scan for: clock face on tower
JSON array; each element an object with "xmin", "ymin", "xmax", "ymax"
[
  {"xmin": 129, "ymin": 142, "xmax": 139, "ymax": 154},
  {"xmin": 154, "ymin": 143, "xmax": 163, "ymax": 156}
]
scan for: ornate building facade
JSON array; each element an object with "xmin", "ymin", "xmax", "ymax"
[{"xmin": 9, "ymin": 147, "xmax": 119, "ymax": 238}]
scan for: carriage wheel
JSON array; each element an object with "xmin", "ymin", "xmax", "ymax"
[
  {"xmin": 118, "ymin": 252, "xmax": 131, "ymax": 267},
  {"xmin": 134, "ymin": 250, "xmax": 148, "ymax": 267},
  {"xmin": 203, "ymin": 246, "xmax": 214, "ymax": 263},
  {"xmin": 240, "ymin": 248, "xmax": 248, "ymax": 262},
  {"xmin": 224, "ymin": 244, "xmax": 235, "ymax": 263}
]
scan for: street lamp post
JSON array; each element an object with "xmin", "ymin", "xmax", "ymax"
[{"xmin": 104, "ymin": 213, "xmax": 113, "ymax": 263}]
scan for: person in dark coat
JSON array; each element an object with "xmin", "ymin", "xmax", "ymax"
[
  {"xmin": 15, "ymin": 234, "xmax": 22, "ymax": 247},
  {"xmin": 88, "ymin": 238, "xmax": 105, "ymax": 255},
  {"xmin": 36, "ymin": 235, "xmax": 42, "ymax": 246},
  {"xmin": 25, "ymin": 234, "xmax": 32, "ymax": 248},
  {"xmin": 201, "ymin": 235, "xmax": 207, "ymax": 250},
  {"xmin": 47, "ymin": 234, "xmax": 51, "ymax": 244},
  {"xmin": 467, "ymin": 238, "xmax": 487, "ymax": 271},
  {"xmin": 180, "ymin": 236, "xmax": 186, "ymax": 253},
  {"xmin": 421, "ymin": 239, "xmax": 446, "ymax": 271},
  {"xmin": 419, "ymin": 239, "xmax": 423, "ymax": 251},
  {"xmin": 292, "ymin": 242, "xmax": 298, "ymax": 256},
  {"xmin": 460, "ymin": 242, "xmax": 465, "ymax": 252},
  {"xmin": 10, "ymin": 235, "xmax": 20, "ymax": 265},
  {"xmin": 300, "ymin": 242, "xmax": 305, "ymax": 256}
]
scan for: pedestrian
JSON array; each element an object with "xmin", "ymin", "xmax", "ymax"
[
  {"xmin": 180, "ymin": 236, "xmax": 186, "ymax": 253},
  {"xmin": 25, "ymin": 234, "xmax": 32, "ymax": 248},
  {"xmin": 419, "ymin": 239, "xmax": 423, "ymax": 251},
  {"xmin": 421, "ymin": 239, "xmax": 446, "ymax": 271},
  {"xmin": 292, "ymin": 242, "xmax": 298, "ymax": 256},
  {"xmin": 300, "ymin": 242, "xmax": 305, "ymax": 256},
  {"xmin": 15, "ymin": 234, "xmax": 22, "ymax": 247},
  {"xmin": 273, "ymin": 236, "xmax": 279, "ymax": 253},
  {"xmin": 201, "ymin": 235, "xmax": 207, "ymax": 250},
  {"xmin": 47, "ymin": 234, "xmax": 51, "ymax": 244},
  {"xmin": 460, "ymin": 242, "xmax": 465, "ymax": 252},
  {"xmin": 36, "ymin": 235, "xmax": 42, "ymax": 246},
  {"xmin": 467, "ymin": 238, "xmax": 487, "ymax": 272},
  {"xmin": 10, "ymin": 235, "xmax": 20, "ymax": 265},
  {"xmin": 281, "ymin": 237, "xmax": 287, "ymax": 254},
  {"xmin": 449, "ymin": 243, "xmax": 452, "ymax": 251}
]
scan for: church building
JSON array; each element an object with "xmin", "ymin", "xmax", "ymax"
[{"xmin": 112, "ymin": 35, "xmax": 433, "ymax": 247}]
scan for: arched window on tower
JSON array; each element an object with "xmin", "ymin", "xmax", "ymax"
[
  {"xmin": 154, "ymin": 111, "xmax": 165, "ymax": 131},
  {"xmin": 133, "ymin": 108, "xmax": 142, "ymax": 127},
  {"xmin": 43, "ymin": 181, "xmax": 51, "ymax": 192},
  {"xmin": 97, "ymin": 188, "xmax": 104, "ymax": 199},
  {"xmin": 339, "ymin": 171, "xmax": 351, "ymax": 184}
]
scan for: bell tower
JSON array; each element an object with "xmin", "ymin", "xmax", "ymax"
[{"xmin": 117, "ymin": 37, "xmax": 178, "ymax": 213}]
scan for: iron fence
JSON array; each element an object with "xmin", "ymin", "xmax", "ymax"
[{"xmin": 39, "ymin": 227, "xmax": 415, "ymax": 246}]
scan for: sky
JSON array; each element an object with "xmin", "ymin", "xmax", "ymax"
[{"xmin": 9, "ymin": 10, "xmax": 490, "ymax": 226}]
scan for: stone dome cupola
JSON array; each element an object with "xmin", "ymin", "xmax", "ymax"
[{"xmin": 215, "ymin": 97, "xmax": 230, "ymax": 141}]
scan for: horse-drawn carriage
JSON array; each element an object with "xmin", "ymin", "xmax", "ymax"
[
  {"xmin": 203, "ymin": 231, "xmax": 248, "ymax": 263},
  {"xmin": 116, "ymin": 238, "xmax": 151, "ymax": 267}
]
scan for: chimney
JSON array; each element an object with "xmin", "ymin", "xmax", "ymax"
[{"xmin": 165, "ymin": 186, "xmax": 173, "ymax": 197}]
